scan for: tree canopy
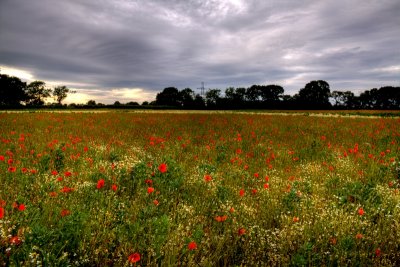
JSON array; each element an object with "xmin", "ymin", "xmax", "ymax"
[
  {"xmin": 53, "ymin": 85, "xmax": 73, "ymax": 105},
  {"xmin": 26, "ymin": 81, "xmax": 52, "ymax": 106},
  {"xmin": 0, "ymin": 74, "xmax": 27, "ymax": 106},
  {"xmin": 297, "ymin": 80, "xmax": 331, "ymax": 109},
  {"xmin": 155, "ymin": 87, "xmax": 181, "ymax": 106}
]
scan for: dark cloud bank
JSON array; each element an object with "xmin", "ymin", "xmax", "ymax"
[{"xmin": 1, "ymin": 0, "xmax": 399, "ymax": 103}]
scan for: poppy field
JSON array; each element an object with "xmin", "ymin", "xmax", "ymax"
[{"xmin": 0, "ymin": 111, "xmax": 399, "ymax": 266}]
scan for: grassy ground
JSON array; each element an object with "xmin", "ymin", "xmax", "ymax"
[{"xmin": 0, "ymin": 111, "xmax": 399, "ymax": 266}]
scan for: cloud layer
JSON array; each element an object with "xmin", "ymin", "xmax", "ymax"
[{"xmin": 1, "ymin": 0, "xmax": 399, "ymax": 103}]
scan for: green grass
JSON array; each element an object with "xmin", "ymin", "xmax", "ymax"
[{"xmin": 0, "ymin": 111, "xmax": 399, "ymax": 266}]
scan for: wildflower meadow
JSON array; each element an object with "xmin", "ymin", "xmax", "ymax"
[{"xmin": 0, "ymin": 111, "xmax": 399, "ymax": 266}]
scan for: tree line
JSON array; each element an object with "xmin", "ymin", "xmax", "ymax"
[
  {"xmin": 1, "ymin": 74, "xmax": 399, "ymax": 109},
  {"xmin": 156, "ymin": 80, "xmax": 400, "ymax": 109},
  {"xmin": 0, "ymin": 74, "xmax": 73, "ymax": 107}
]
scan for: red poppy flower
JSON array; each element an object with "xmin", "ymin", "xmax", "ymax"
[
  {"xmin": 97, "ymin": 179, "xmax": 105, "ymax": 189},
  {"xmin": 51, "ymin": 170, "xmax": 58, "ymax": 176},
  {"xmin": 239, "ymin": 189, "xmax": 245, "ymax": 197},
  {"xmin": 293, "ymin": 216, "xmax": 299, "ymax": 223},
  {"xmin": 0, "ymin": 155, "xmax": 4, "ymax": 161},
  {"xmin": 238, "ymin": 228, "xmax": 246, "ymax": 236},
  {"xmin": 111, "ymin": 184, "xmax": 118, "ymax": 192},
  {"xmin": 61, "ymin": 209, "xmax": 71, "ymax": 217},
  {"xmin": 147, "ymin": 187, "xmax": 155, "ymax": 194},
  {"xmin": 358, "ymin": 207, "xmax": 364, "ymax": 216},
  {"xmin": 0, "ymin": 207, "xmax": 4, "ymax": 219},
  {"xmin": 61, "ymin": 187, "xmax": 74, "ymax": 193},
  {"xmin": 9, "ymin": 236, "xmax": 22, "ymax": 246},
  {"xmin": 204, "ymin": 175, "xmax": 212, "ymax": 182},
  {"xmin": 128, "ymin": 252, "xmax": 140, "ymax": 263},
  {"xmin": 49, "ymin": 191, "xmax": 58, "ymax": 197},
  {"xmin": 18, "ymin": 204, "xmax": 26, "ymax": 211},
  {"xmin": 375, "ymin": 248, "xmax": 381, "ymax": 257},
  {"xmin": 188, "ymin": 241, "xmax": 197, "ymax": 250},
  {"xmin": 158, "ymin": 163, "xmax": 167, "ymax": 173},
  {"xmin": 215, "ymin": 215, "xmax": 228, "ymax": 222},
  {"xmin": 8, "ymin": 166, "xmax": 16, "ymax": 172},
  {"xmin": 356, "ymin": 233, "xmax": 363, "ymax": 239},
  {"xmin": 64, "ymin": 171, "xmax": 72, "ymax": 177},
  {"xmin": 263, "ymin": 183, "xmax": 269, "ymax": 189},
  {"xmin": 153, "ymin": 199, "xmax": 159, "ymax": 206}
]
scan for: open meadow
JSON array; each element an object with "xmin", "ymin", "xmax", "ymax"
[{"xmin": 0, "ymin": 111, "xmax": 399, "ymax": 266}]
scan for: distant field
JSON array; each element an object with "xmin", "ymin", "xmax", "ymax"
[
  {"xmin": 1, "ymin": 109, "xmax": 400, "ymax": 118},
  {"xmin": 0, "ymin": 111, "xmax": 399, "ymax": 266}
]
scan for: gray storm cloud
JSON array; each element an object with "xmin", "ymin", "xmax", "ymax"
[{"xmin": 1, "ymin": 0, "xmax": 399, "ymax": 103}]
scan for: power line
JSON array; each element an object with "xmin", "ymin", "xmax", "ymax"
[{"xmin": 197, "ymin": 82, "xmax": 206, "ymax": 96}]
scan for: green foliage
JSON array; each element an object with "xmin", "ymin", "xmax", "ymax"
[
  {"xmin": 282, "ymin": 189, "xmax": 301, "ymax": 211},
  {"xmin": 125, "ymin": 161, "xmax": 148, "ymax": 193},
  {"xmin": 39, "ymin": 154, "xmax": 51, "ymax": 172},
  {"xmin": 335, "ymin": 181, "xmax": 381, "ymax": 207},
  {"xmin": 216, "ymin": 185, "xmax": 231, "ymax": 203},
  {"xmin": 53, "ymin": 147, "xmax": 65, "ymax": 172}
]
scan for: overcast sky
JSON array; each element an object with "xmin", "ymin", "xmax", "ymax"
[{"xmin": 1, "ymin": 0, "xmax": 399, "ymax": 104}]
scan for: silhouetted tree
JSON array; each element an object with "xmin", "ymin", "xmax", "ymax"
[
  {"xmin": 298, "ymin": 80, "xmax": 331, "ymax": 109},
  {"xmin": 126, "ymin": 101, "xmax": 140, "ymax": 106},
  {"xmin": 0, "ymin": 74, "xmax": 27, "ymax": 106},
  {"xmin": 26, "ymin": 81, "xmax": 52, "ymax": 106},
  {"xmin": 53, "ymin": 85, "xmax": 73, "ymax": 105},
  {"xmin": 358, "ymin": 88, "xmax": 378, "ymax": 109},
  {"xmin": 179, "ymin": 88, "xmax": 195, "ymax": 108},
  {"xmin": 87, "ymin": 100, "xmax": 96, "ymax": 106},
  {"xmin": 156, "ymin": 87, "xmax": 181, "ymax": 106},
  {"xmin": 225, "ymin": 87, "xmax": 246, "ymax": 108},
  {"xmin": 193, "ymin": 94, "xmax": 206, "ymax": 109},
  {"xmin": 205, "ymin": 89, "xmax": 221, "ymax": 108},
  {"xmin": 357, "ymin": 86, "xmax": 400, "ymax": 109},
  {"xmin": 260, "ymin": 85, "xmax": 284, "ymax": 103},
  {"xmin": 376, "ymin": 86, "xmax": 400, "ymax": 109},
  {"xmin": 245, "ymin": 85, "xmax": 262, "ymax": 103}
]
